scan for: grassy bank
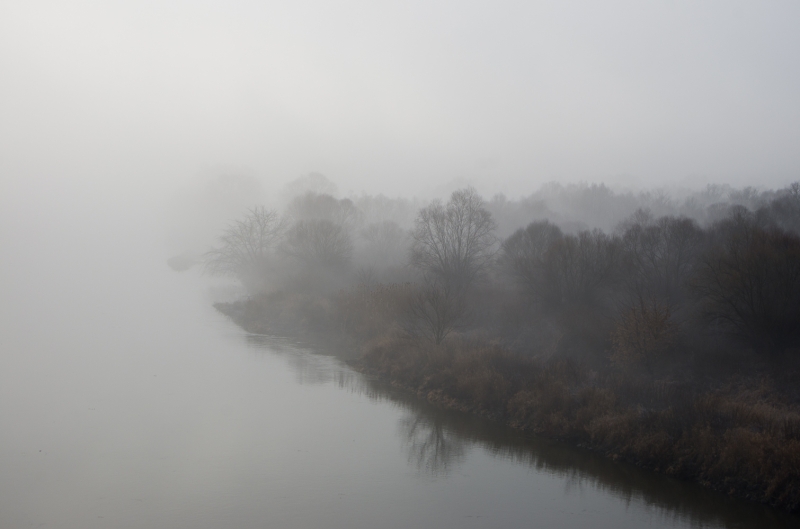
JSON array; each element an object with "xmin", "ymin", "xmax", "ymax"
[
  {"xmin": 357, "ymin": 337, "xmax": 800, "ymax": 511},
  {"xmin": 216, "ymin": 287, "xmax": 800, "ymax": 513}
]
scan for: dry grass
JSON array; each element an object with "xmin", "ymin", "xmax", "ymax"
[{"xmin": 357, "ymin": 337, "xmax": 800, "ymax": 512}]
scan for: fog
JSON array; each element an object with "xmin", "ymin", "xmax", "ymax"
[
  {"xmin": 3, "ymin": 2, "xmax": 800, "ymax": 527},
  {"xmin": 3, "ymin": 0, "xmax": 800, "ymax": 205}
]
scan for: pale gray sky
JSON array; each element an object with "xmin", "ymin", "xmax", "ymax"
[{"xmin": 1, "ymin": 0, "xmax": 799, "ymax": 202}]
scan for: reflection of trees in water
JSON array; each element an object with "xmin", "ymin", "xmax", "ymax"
[
  {"xmin": 399, "ymin": 413, "xmax": 466, "ymax": 475},
  {"xmin": 243, "ymin": 334, "xmax": 362, "ymax": 387},
  {"xmin": 239, "ymin": 333, "xmax": 799, "ymax": 528},
  {"xmin": 361, "ymin": 379, "xmax": 798, "ymax": 528}
]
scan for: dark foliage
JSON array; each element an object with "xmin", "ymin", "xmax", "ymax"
[{"xmin": 693, "ymin": 213, "xmax": 800, "ymax": 351}]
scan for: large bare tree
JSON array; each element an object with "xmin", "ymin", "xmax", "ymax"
[
  {"xmin": 410, "ymin": 188, "xmax": 497, "ymax": 292},
  {"xmin": 204, "ymin": 206, "xmax": 287, "ymax": 280}
]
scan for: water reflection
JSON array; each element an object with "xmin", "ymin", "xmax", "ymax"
[
  {"xmin": 243, "ymin": 334, "xmax": 361, "ymax": 387},
  {"xmin": 400, "ymin": 413, "xmax": 466, "ymax": 475},
  {"xmin": 242, "ymin": 333, "xmax": 799, "ymax": 529}
]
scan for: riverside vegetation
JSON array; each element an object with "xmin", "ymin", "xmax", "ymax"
[{"xmin": 208, "ymin": 176, "xmax": 800, "ymax": 512}]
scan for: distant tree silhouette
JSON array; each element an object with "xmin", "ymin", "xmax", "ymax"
[
  {"xmin": 361, "ymin": 221, "xmax": 410, "ymax": 268},
  {"xmin": 503, "ymin": 223, "xmax": 622, "ymax": 307},
  {"xmin": 621, "ymin": 213, "xmax": 704, "ymax": 306},
  {"xmin": 502, "ymin": 220, "xmax": 563, "ymax": 304},
  {"xmin": 204, "ymin": 206, "xmax": 286, "ymax": 281},
  {"xmin": 281, "ymin": 219, "xmax": 354, "ymax": 270},
  {"xmin": 544, "ymin": 229, "xmax": 622, "ymax": 306},
  {"xmin": 287, "ymin": 192, "xmax": 362, "ymax": 228},
  {"xmin": 411, "ymin": 188, "xmax": 497, "ymax": 292}
]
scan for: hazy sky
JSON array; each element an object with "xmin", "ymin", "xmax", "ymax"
[{"xmin": 1, "ymin": 0, "xmax": 799, "ymax": 201}]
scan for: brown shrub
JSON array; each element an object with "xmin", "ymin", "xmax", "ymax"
[{"xmin": 611, "ymin": 298, "xmax": 678, "ymax": 373}]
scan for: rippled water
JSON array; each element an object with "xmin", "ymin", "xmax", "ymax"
[{"xmin": 1, "ymin": 203, "xmax": 797, "ymax": 528}]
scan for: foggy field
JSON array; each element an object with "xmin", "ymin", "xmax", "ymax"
[{"xmin": 3, "ymin": 1, "xmax": 800, "ymax": 527}]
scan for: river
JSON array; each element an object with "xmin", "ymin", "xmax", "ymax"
[{"xmin": 0, "ymin": 196, "xmax": 797, "ymax": 529}]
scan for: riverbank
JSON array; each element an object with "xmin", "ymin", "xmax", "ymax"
[
  {"xmin": 215, "ymin": 289, "xmax": 800, "ymax": 513},
  {"xmin": 355, "ymin": 337, "xmax": 800, "ymax": 511}
]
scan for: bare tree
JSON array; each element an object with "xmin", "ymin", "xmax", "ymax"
[
  {"xmin": 410, "ymin": 187, "xmax": 497, "ymax": 292},
  {"xmin": 360, "ymin": 220, "xmax": 410, "ymax": 268},
  {"xmin": 545, "ymin": 229, "xmax": 623, "ymax": 306},
  {"xmin": 404, "ymin": 278, "xmax": 466, "ymax": 345},
  {"xmin": 281, "ymin": 219, "xmax": 354, "ymax": 270},
  {"xmin": 692, "ymin": 215, "xmax": 800, "ymax": 351},
  {"xmin": 501, "ymin": 220, "xmax": 564, "ymax": 301},
  {"xmin": 501, "ymin": 222, "xmax": 621, "ymax": 307},
  {"xmin": 621, "ymin": 214, "xmax": 704, "ymax": 306},
  {"xmin": 287, "ymin": 192, "xmax": 362, "ymax": 229},
  {"xmin": 204, "ymin": 206, "xmax": 287, "ymax": 280},
  {"xmin": 758, "ymin": 181, "xmax": 800, "ymax": 235}
]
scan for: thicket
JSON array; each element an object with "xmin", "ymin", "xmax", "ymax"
[{"xmin": 209, "ymin": 179, "xmax": 800, "ymax": 511}]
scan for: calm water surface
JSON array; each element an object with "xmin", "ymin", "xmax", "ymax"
[{"xmin": 0, "ymin": 207, "xmax": 798, "ymax": 529}]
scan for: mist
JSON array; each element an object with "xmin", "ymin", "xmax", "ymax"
[
  {"xmin": 3, "ymin": 0, "xmax": 800, "ymax": 205},
  {"xmin": 3, "ymin": 1, "xmax": 800, "ymax": 528}
]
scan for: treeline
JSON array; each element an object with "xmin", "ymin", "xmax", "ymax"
[
  {"xmin": 208, "ymin": 179, "xmax": 800, "ymax": 511},
  {"xmin": 208, "ymin": 179, "xmax": 800, "ymax": 362},
  {"xmin": 500, "ymin": 196, "xmax": 800, "ymax": 365}
]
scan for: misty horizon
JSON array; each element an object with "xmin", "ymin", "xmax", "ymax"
[{"xmin": 3, "ymin": 0, "xmax": 800, "ymax": 208}]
